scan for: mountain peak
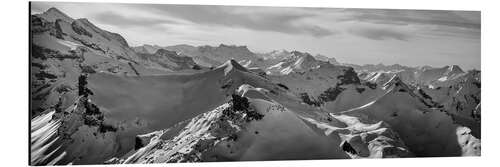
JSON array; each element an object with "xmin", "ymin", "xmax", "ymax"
[
  {"xmin": 218, "ymin": 44, "xmax": 249, "ymax": 50},
  {"xmin": 449, "ymin": 65, "xmax": 464, "ymax": 73},
  {"xmin": 46, "ymin": 7, "xmax": 62, "ymax": 13},
  {"xmin": 46, "ymin": 7, "xmax": 66, "ymax": 16},
  {"xmin": 229, "ymin": 59, "xmax": 247, "ymax": 70},
  {"xmin": 419, "ymin": 65, "xmax": 434, "ymax": 70},
  {"xmin": 314, "ymin": 54, "xmax": 339, "ymax": 65},
  {"xmin": 383, "ymin": 75, "xmax": 407, "ymax": 90},
  {"xmin": 198, "ymin": 44, "xmax": 252, "ymax": 54},
  {"xmin": 38, "ymin": 7, "xmax": 74, "ymax": 23},
  {"xmin": 217, "ymin": 59, "xmax": 248, "ymax": 75},
  {"xmin": 290, "ymin": 51, "xmax": 314, "ymax": 59}
]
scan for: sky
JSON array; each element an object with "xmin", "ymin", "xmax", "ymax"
[{"xmin": 31, "ymin": 2, "xmax": 481, "ymax": 70}]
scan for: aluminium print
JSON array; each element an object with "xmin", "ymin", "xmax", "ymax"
[{"xmin": 30, "ymin": 1, "xmax": 481, "ymax": 165}]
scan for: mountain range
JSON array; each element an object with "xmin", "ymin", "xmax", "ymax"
[{"xmin": 30, "ymin": 7, "xmax": 481, "ymax": 165}]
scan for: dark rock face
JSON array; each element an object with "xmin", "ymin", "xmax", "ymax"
[
  {"xmin": 227, "ymin": 94, "xmax": 264, "ymax": 122},
  {"xmin": 134, "ymin": 136, "xmax": 145, "ymax": 150},
  {"xmin": 363, "ymin": 81, "xmax": 378, "ymax": 89},
  {"xmin": 31, "ymin": 15, "xmax": 54, "ymax": 34},
  {"xmin": 299, "ymin": 93, "xmax": 321, "ymax": 107},
  {"xmin": 78, "ymin": 74, "xmax": 93, "ymax": 97},
  {"xmin": 318, "ymin": 86, "xmax": 346, "ymax": 103},
  {"xmin": 337, "ymin": 67, "xmax": 361, "ymax": 85},
  {"xmin": 355, "ymin": 87, "xmax": 366, "ymax": 93},
  {"xmin": 72, "ymin": 21, "xmax": 93, "ymax": 38},
  {"xmin": 341, "ymin": 141, "xmax": 357, "ymax": 155},
  {"xmin": 418, "ymin": 88, "xmax": 433, "ymax": 100},
  {"xmin": 276, "ymin": 83, "xmax": 289, "ymax": 90},
  {"xmin": 54, "ymin": 19, "xmax": 66, "ymax": 39},
  {"xmin": 299, "ymin": 86, "xmax": 346, "ymax": 107}
]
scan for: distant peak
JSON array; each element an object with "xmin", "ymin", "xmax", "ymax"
[
  {"xmin": 154, "ymin": 49, "xmax": 177, "ymax": 55},
  {"xmin": 218, "ymin": 44, "xmax": 248, "ymax": 49},
  {"xmin": 229, "ymin": 59, "xmax": 247, "ymax": 70},
  {"xmin": 383, "ymin": 75, "xmax": 407, "ymax": 90},
  {"xmin": 39, "ymin": 7, "xmax": 74, "ymax": 23},
  {"xmin": 449, "ymin": 65, "xmax": 464, "ymax": 73},
  {"xmin": 217, "ymin": 59, "xmax": 248, "ymax": 75},
  {"xmin": 388, "ymin": 75, "xmax": 402, "ymax": 82},
  {"xmin": 419, "ymin": 65, "xmax": 434, "ymax": 70},
  {"xmin": 291, "ymin": 51, "xmax": 313, "ymax": 57},
  {"xmin": 46, "ymin": 7, "xmax": 66, "ymax": 15}
]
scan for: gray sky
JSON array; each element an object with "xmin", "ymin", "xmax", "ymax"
[{"xmin": 31, "ymin": 2, "xmax": 481, "ymax": 70}]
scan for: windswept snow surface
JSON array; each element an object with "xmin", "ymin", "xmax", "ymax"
[{"xmin": 31, "ymin": 110, "xmax": 64, "ymax": 165}]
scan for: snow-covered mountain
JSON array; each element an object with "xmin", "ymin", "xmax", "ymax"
[
  {"xmin": 137, "ymin": 49, "xmax": 201, "ymax": 71},
  {"xmin": 134, "ymin": 44, "xmax": 264, "ymax": 68},
  {"xmin": 420, "ymin": 70, "xmax": 481, "ymax": 136},
  {"xmin": 31, "ymin": 7, "xmax": 481, "ymax": 165},
  {"xmin": 314, "ymin": 54, "xmax": 340, "ymax": 65},
  {"xmin": 132, "ymin": 44, "xmax": 163, "ymax": 55},
  {"xmin": 116, "ymin": 85, "xmax": 411, "ymax": 163},
  {"xmin": 350, "ymin": 63, "xmax": 409, "ymax": 72},
  {"xmin": 357, "ymin": 64, "xmax": 468, "ymax": 87},
  {"xmin": 341, "ymin": 75, "xmax": 480, "ymax": 156},
  {"xmin": 31, "ymin": 60, "xmax": 279, "ymax": 165},
  {"xmin": 30, "ymin": 8, "xmax": 203, "ymax": 117},
  {"xmin": 133, "ymin": 45, "xmax": 341, "ymax": 73}
]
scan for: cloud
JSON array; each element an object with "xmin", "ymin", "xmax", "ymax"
[
  {"xmin": 341, "ymin": 9, "xmax": 480, "ymax": 29},
  {"xmin": 303, "ymin": 25, "xmax": 336, "ymax": 37},
  {"xmin": 131, "ymin": 4, "xmax": 335, "ymax": 37},
  {"xmin": 349, "ymin": 27, "xmax": 411, "ymax": 41},
  {"xmin": 92, "ymin": 11, "xmax": 178, "ymax": 28}
]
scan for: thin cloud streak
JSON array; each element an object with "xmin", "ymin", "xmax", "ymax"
[
  {"xmin": 93, "ymin": 11, "xmax": 179, "ymax": 28},
  {"xmin": 340, "ymin": 9, "xmax": 480, "ymax": 29},
  {"xmin": 348, "ymin": 27, "xmax": 411, "ymax": 41}
]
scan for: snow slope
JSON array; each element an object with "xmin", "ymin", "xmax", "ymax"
[
  {"xmin": 341, "ymin": 76, "xmax": 480, "ymax": 156},
  {"xmin": 31, "ymin": 60, "xmax": 282, "ymax": 165},
  {"xmin": 115, "ymin": 84, "xmax": 411, "ymax": 163}
]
